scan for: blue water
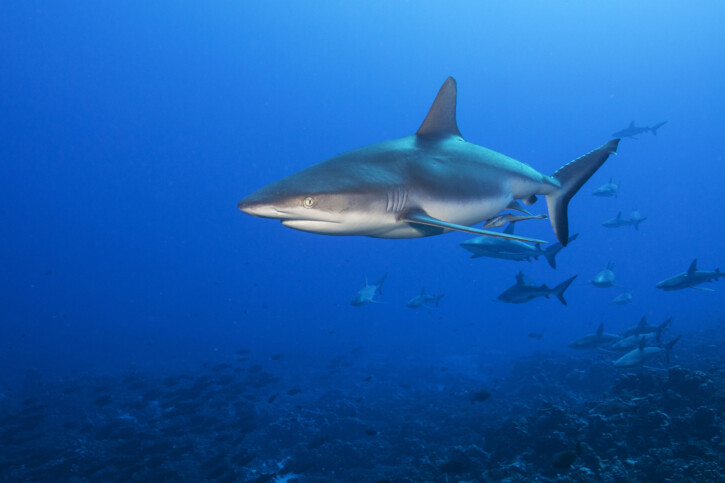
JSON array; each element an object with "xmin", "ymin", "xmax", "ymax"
[{"xmin": 2, "ymin": 1, "xmax": 724, "ymax": 480}]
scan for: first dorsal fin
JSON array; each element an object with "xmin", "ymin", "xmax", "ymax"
[
  {"xmin": 596, "ymin": 323, "xmax": 604, "ymax": 335},
  {"xmin": 688, "ymin": 259, "xmax": 698, "ymax": 275},
  {"xmin": 416, "ymin": 77, "xmax": 462, "ymax": 138},
  {"xmin": 629, "ymin": 121, "xmax": 635, "ymax": 128}
]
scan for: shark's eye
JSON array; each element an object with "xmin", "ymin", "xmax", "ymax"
[{"xmin": 303, "ymin": 196, "xmax": 315, "ymax": 208}]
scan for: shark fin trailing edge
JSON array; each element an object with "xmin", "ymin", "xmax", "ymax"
[
  {"xmin": 553, "ymin": 275, "xmax": 577, "ymax": 306},
  {"xmin": 416, "ymin": 77, "xmax": 462, "ymax": 138},
  {"xmin": 401, "ymin": 209, "xmax": 547, "ymax": 244},
  {"xmin": 546, "ymin": 139, "xmax": 620, "ymax": 245}
]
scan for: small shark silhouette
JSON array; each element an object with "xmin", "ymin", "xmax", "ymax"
[
  {"xmin": 592, "ymin": 178, "xmax": 620, "ymax": 197},
  {"xmin": 656, "ymin": 259, "xmax": 723, "ymax": 292},
  {"xmin": 497, "ymin": 272, "xmax": 577, "ymax": 305},
  {"xmin": 239, "ymin": 78, "xmax": 618, "ymax": 246},
  {"xmin": 612, "ymin": 120, "xmax": 667, "ymax": 139},
  {"xmin": 351, "ymin": 274, "xmax": 387, "ymax": 306},
  {"xmin": 568, "ymin": 323, "xmax": 621, "ymax": 350},
  {"xmin": 406, "ymin": 289, "xmax": 445, "ymax": 309},
  {"xmin": 614, "ymin": 336, "xmax": 680, "ymax": 368},
  {"xmin": 602, "ymin": 211, "xmax": 647, "ymax": 230}
]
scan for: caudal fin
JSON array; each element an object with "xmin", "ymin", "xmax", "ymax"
[
  {"xmin": 665, "ymin": 335, "xmax": 681, "ymax": 364},
  {"xmin": 543, "ymin": 233, "xmax": 578, "ymax": 269},
  {"xmin": 651, "ymin": 121, "xmax": 668, "ymax": 136},
  {"xmin": 375, "ymin": 273, "xmax": 388, "ymax": 294},
  {"xmin": 546, "ymin": 139, "xmax": 620, "ymax": 245},
  {"xmin": 435, "ymin": 294, "xmax": 446, "ymax": 307},
  {"xmin": 553, "ymin": 275, "xmax": 577, "ymax": 306}
]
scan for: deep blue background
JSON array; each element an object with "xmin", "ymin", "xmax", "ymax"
[{"xmin": 1, "ymin": 1, "xmax": 724, "ymax": 386}]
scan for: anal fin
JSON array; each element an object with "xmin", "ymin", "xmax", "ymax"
[{"xmin": 401, "ymin": 209, "xmax": 547, "ymax": 244}]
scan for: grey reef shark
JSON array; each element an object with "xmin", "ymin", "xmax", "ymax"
[
  {"xmin": 497, "ymin": 272, "xmax": 577, "ymax": 305},
  {"xmin": 351, "ymin": 274, "xmax": 387, "ymax": 306},
  {"xmin": 568, "ymin": 323, "xmax": 621, "ymax": 350},
  {"xmin": 406, "ymin": 289, "xmax": 445, "ymax": 309},
  {"xmin": 238, "ymin": 77, "xmax": 619, "ymax": 246},
  {"xmin": 613, "ymin": 336, "xmax": 680, "ymax": 369},
  {"xmin": 602, "ymin": 211, "xmax": 646, "ymax": 230},
  {"xmin": 612, "ymin": 120, "xmax": 668, "ymax": 139},
  {"xmin": 656, "ymin": 259, "xmax": 723, "ymax": 292},
  {"xmin": 592, "ymin": 178, "xmax": 620, "ymax": 198}
]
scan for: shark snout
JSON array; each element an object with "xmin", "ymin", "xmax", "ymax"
[{"xmin": 237, "ymin": 198, "xmax": 284, "ymax": 219}]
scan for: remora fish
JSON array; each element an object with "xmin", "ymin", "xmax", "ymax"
[
  {"xmin": 656, "ymin": 259, "xmax": 723, "ymax": 292},
  {"xmin": 497, "ymin": 272, "xmax": 577, "ymax": 305},
  {"xmin": 612, "ymin": 120, "xmax": 668, "ymax": 139},
  {"xmin": 460, "ymin": 224, "xmax": 577, "ymax": 268},
  {"xmin": 482, "ymin": 213, "xmax": 547, "ymax": 229},
  {"xmin": 238, "ymin": 78, "xmax": 619, "ymax": 245},
  {"xmin": 406, "ymin": 289, "xmax": 445, "ymax": 309},
  {"xmin": 592, "ymin": 178, "xmax": 620, "ymax": 197},
  {"xmin": 351, "ymin": 273, "xmax": 387, "ymax": 306},
  {"xmin": 568, "ymin": 323, "xmax": 621, "ymax": 349},
  {"xmin": 614, "ymin": 336, "xmax": 680, "ymax": 368}
]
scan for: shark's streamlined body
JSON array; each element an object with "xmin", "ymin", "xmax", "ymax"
[
  {"xmin": 497, "ymin": 272, "xmax": 577, "ymax": 305},
  {"xmin": 568, "ymin": 323, "xmax": 621, "ymax": 350},
  {"xmin": 612, "ymin": 121, "xmax": 667, "ymax": 139},
  {"xmin": 613, "ymin": 336, "xmax": 680, "ymax": 368},
  {"xmin": 656, "ymin": 259, "xmax": 723, "ymax": 292},
  {"xmin": 238, "ymin": 78, "xmax": 618, "ymax": 245}
]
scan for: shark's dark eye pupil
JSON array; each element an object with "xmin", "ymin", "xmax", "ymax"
[{"xmin": 303, "ymin": 197, "xmax": 314, "ymax": 208}]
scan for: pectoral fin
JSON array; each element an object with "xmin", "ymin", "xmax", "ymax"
[
  {"xmin": 401, "ymin": 210, "xmax": 547, "ymax": 244},
  {"xmin": 691, "ymin": 286, "xmax": 715, "ymax": 292}
]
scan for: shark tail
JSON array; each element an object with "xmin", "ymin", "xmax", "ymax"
[
  {"xmin": 651, "ymin": 121, "xmax": 668, "ymax": 136},
  {"xmin": 665, "ymin": 335, "xmax": 681, "ymax": 364},
  {"xmin": 553, "ymin": 275, "xmax": 577, "ymax": 306},
  {"xmin": 435, "ymin": 294, "xmax": 446, "ymax": 307},
  {"xmin": 376, "ymin": 273, "xmax": 388, "ymax": 294},
  {"xmin": 633, "ymin": 218, "xmax": 646, "ymax": 230},
  {"xmin": 543, "ymin": 246, "xmax": 559, "ymax": 269},
  {"xmin": 546, "ymin": 139, "xmax": 620, "ymax": 245}
]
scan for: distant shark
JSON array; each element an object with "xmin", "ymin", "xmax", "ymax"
[
  {"xmin": 568, "ymin": 323, "xmax": 621, "ymax": 350},
  {"xmin": 621, "ymin": 316, "xmax": 672, "ymax": 338},
  {"xmin": 612, "ymin": 120, "xmax": 667, "ymax": 139},
  {"xmin": 613, "ymin": 336, "xmax": 680, "ymax": 368},
  {"xmin": 351, "ymin": 274, "xmax": 387, "ymax": 306},
  {"xmin": 238, "ymin": 77, "xmax": 619, "ymax": 246},
  {"xmin": 590, "ymin": 263, "xmax": 616, "ymax": 288},
  {"xmin": 406, "ymin": 289, "xmax": 445, "ymax": 309},
  {"xmin": 602, "ymin": 211, "xmax": 646, "ymax": 230},
  {"xmin": 460, "ymin": 224, "xmax": 577, "ymax": 268},
  {"xmin": 656, "ymin": 259, "xmax": 723, "ymax": 292},
  {"xmin": 611, "ymin": 292, "xmax": 633, "ymax": 305},
  {"xmin": 592, "ymin": 178, "xmax": 620, "ymax": 198},
  {"xmin": 497, "ymin": 272, "xmax": 577, "ymax": 305}
]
